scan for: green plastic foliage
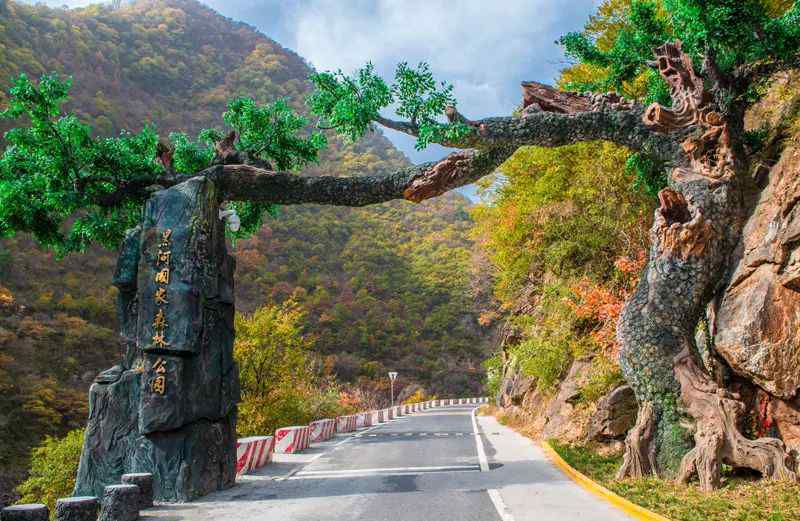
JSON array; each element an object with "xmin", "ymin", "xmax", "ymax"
[
  {"xmin": 1, "ymin": 73, "xmax": 329, "ymax": 251},
  {"xmin": 223, "ymin": 97, "xmax": 326, "ymax": 238},
  {"xmin": 559, "ymin": 0, "xmax": 800, "ymax": 104},
  {"xmin": 0, "ymin": 73, "xmax": 162, "ymax": 255},
  {"xmin": 625, "ymin": 152, "xmax": 667, "ymax": 196},
  {"xmin": 169, "ymin": 128, "xmax": 221, "ymax": 175},
  {"xmin": 560, "ymin": 1, "xmax": 671, "ymax": 104},
  {"xmin": 309, "ymin": 62, "xmax": 472, "ymax": 150},
  {"xmin": 308, "ymin": 63, "xmax": 392, "ymax": 142},
  {"xmin": 223, "ymin": 97, "xmax": 327, "ymax": 171},
  {"xmin": 392, "ymin": 62, "xmax": 472, "ymax": 149}
]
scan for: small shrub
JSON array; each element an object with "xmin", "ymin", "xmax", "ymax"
[
  {"xmin": 403, "ymin": 389, "xmax": 427, "ymax": 404},
  {"xmin": 16, "ymin": 429, "xmax": 84, "ymax": 514},
  {"xmin": 517, "ymin": 336, "xmax": 571, "ymax": 392},
  {"xmin": 578, "ymin": 355, "xmax": 625, "ymax": 403}
]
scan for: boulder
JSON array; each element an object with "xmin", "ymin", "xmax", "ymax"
[
  {"xmin": 714, "ymin": 143, "xmax": 800, "ymax": 399},
  {"xmin": 541, "ymin": 358, "xmax": 594, "ymax": 440},
  {"xmin": 588, "ymin": 385, "xmax": 637, "ymax": 440}
]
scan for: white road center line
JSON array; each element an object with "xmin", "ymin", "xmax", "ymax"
[
  {"xmin": 487, "ymin": 488, "xmax": 515, "ymax": 521},
  {"xmin": 471, "ymin": 406, "xmax": 490, "ymax": 472}
]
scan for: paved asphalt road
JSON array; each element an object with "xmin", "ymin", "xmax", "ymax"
[{"xmin": 147, "ymin": 406, "xmax": 631, "ymax": 521}]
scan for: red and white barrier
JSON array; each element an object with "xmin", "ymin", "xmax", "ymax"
[
  {"xmin": 336, "ymin": 415, "xmax": 357, "ymax": 433},
  {"xmin": 235, "ymin": 436, "xmax": 274, "ymax": 477},
  {"xmin": 309, "ymin": 419, "xmax": 336, "ymax": 443},
  {"xmin": 386, "ymin": 408, "xmax": 394, "ymax": 420},
  {"xmin": 370, "ymin": 410, "xmax": 382, "ymax": 424},
  {"xmin": 356, "ymin": 412, "xmax": 371, "ymax": 429},
  {"xmin": 236, "ymin": 439, "xmax": 256, "ymax": 477},
  {"xmin": 275, "ymin": 426, "xmax": 308, "ymax": 454}
]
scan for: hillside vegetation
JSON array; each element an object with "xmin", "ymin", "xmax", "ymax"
[{"xmin": 0, "ymin": 0, "xmax": 491, "ymax": 503}]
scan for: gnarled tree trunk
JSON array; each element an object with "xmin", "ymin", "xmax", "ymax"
[{"xmin": 616, "ymin": 43, "xmax": 797, "ymax": 485}]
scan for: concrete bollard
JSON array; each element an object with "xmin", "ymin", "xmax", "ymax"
[
  {"xmin": 310, "ymin": 419, "xmax": 335, "ymax": 442},
  {"xmin": 337, "ymin": 416, "xmax": 355, "ymax": 433},
  {"xmin": 275, "ymin": 426, "xmax": 307, "ymax": 454},
  {"xmin": 55, "ymin": 496, "xmax": 99, "ymax": 521},
  {"xmin": 99, "ymin": 484, "xmax": 140, "ymax": 521},
  {"xmin": 236, "ymin": 436, "xmax": 274, "ymax": 475},
  {"xmin": 1, "ymin": 504, "xmax": 49, "ymax": 521},
  {"xmin": 121, "ymin": 473, "xmax": 153, "ymax": 509},
  {"xmin": 369, "ymin": 410, "xmax": 381, "ymax": 425}
]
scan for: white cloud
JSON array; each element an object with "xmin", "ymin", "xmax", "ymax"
[{"xmin": 282, "ymin": 0, "xmax": 595, "ymax": 118}]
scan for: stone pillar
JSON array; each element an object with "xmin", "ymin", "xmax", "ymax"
[
  {"xmin": 99, "ymin": 485, "xmax": 139, "ymax": 521},
  {"xmin": 55, "ymin": 497, "xmax": 99, "ymax": 521},
  {"xmin": 121, "ymin": 473, "xmax": 153, "ymax": 509},
  {"xmin": 74, "ymin": 177, "xmax": 239, "ymax": 502},
  {"xmin": 0, "ymin": 505, "xmax": 48, "ymax": 521}
]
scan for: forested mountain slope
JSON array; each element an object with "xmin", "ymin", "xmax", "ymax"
[{"xmin": 0, "ymin": 0, "xmax": 491, "ymax": 501}]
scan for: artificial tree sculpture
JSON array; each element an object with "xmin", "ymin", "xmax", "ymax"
[{"xmin": 1, "ymin": 0, "xmax": 799, "ymax": 497}]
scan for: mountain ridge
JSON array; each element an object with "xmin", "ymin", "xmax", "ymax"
[{"xmin": 0, "ymin": 0, "xmax": 491, "ymax": 504}]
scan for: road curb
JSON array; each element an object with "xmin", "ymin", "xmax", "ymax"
[{"xmin": 539, "ymin": 441, "xmax": 671, "ymax": 521}]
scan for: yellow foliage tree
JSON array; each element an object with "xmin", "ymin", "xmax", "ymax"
[{"xmin": 234, "ymin": 302, "xmax": 343, "ymax": 436}]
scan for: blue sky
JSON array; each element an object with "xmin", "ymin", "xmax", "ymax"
[{"xmin": 31, "ymin": 0, "xmax": 600, "ymax": 197}]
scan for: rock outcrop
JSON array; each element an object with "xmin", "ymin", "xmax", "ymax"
[
  {"xmin": 588, "ymin": 385, "xmax": 637, "ymax": 441},
  {"xmin": 74, "ymin": 177, "xmax": 239, "ymax": 502},
  {"xmin": 714, "ymin": 143, "xmax": 800, "ymax": 399}
]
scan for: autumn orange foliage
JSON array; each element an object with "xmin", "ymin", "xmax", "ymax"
[{"xmin": 569, "ymin": 251, "xmax": 646, "ymax": 359}]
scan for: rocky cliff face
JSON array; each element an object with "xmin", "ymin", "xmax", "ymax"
[{"xmin": 494, "ymin": 72, "xmax": 800, "ymax": 455}]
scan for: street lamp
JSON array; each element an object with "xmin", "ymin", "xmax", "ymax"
[{"xmin": 388, "ymin": 371, "xmax": 398, "ymax": 407}]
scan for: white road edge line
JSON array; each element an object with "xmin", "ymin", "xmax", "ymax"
[
  {"xmin": 471, "ymin": 406, "xmax": 490, "ymax": 471},
  {"xmin": 487, "ymin": 488, "xmax": 515, "ymax": 521}
]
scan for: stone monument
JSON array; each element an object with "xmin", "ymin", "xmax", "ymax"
[{"xmin": 73, "ymin": 177, "xmax": 239, "ymax": 501}]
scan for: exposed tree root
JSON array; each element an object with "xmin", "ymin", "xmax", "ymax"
[
  {"xmin": 617, "ymin": 401, "xmax": 659, "ymax": 479},
  {"xmin": 674, "ymin": 347, "xmax": 797, "ymax": 491}
]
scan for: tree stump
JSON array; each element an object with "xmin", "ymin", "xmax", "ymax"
[
  {"xmin": 121, "ymin": 473, "xmax": 153, "ymax": 509},
  {"xmin": 55, "ymin": 497, "xmax": 99, "ymax": 521},
  {"xmin": 99, "ymin": 484, "xmax": 140, "ymax": 521},
  {"xmin": 0, "ymin": 504, "xmax": 49, "ymax": 521}
]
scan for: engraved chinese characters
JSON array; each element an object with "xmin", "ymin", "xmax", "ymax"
[
  {"xmin": 149, "ymin": 230, "xmax": 172, "ymax": 396},
  {"xmin": 151, "ymin": 230, "xmax": 172, "ymax": 353},
  {"xmin": 150, "ymin": 357, "xmax": 167, "ymax": 395}
]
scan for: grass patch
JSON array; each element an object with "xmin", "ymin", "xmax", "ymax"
[
  {"xmin": 548, "ymin": 441, "xmax": 800, "ymax": 521},
  {"xmin": 548, "ymin": 439, "xmax": 621, "ymax": 483}
]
